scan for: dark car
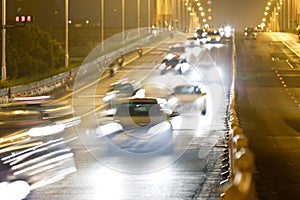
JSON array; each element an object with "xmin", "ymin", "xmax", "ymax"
[
  {"xmin": 158, "ymin": 53, "xmax": 190, "ymax": 75},
  {"xmin": 244, "ymin": 27, "xmax": 257, "ymax": 39},
  {"xmin": 102, "ymin": 79, "xmax": 141, "ymax": 108},
  {"xmin": 96, "ymin": 97, "xmax": 177, "ymax": 153},
  {"xmin": 204, "ymin": 28, "xmax": 223, "ymax": 43}
]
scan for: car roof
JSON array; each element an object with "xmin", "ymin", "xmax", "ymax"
[
  {"xmin": 174, "ymin": 84, "xmax": 197, "ymax": 88},
  {"xmin": 245, "ymin": 27, "xmax": 255, "ymax": 31},
  {"xmin": 127, "ymin": 98, "xmax": 158, "ymax": 103},
  {"xmin": 164, "ymin": 53, "xmax": 178, "ymax": 59},
  {"xmin": 124, "ymin": 97, "xmax": 168, "ymax": 105}
]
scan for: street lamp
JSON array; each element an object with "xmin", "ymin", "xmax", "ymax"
[
  {"xmin": 101, "ymin": 0, "xmax": 104, "ymax": 42},
  {"xmin": 122, "ymin": 0, "xmax": 125, "ymax": 33},
  {"xmin": 65, "ymin": 0, "xmax": 69, "ymax": 67},
  {"xmin": 122, "ymin": 0, "xmax": 125, "ymax": 44},
  {"xmin": 148, "ymin": 0, "xmax": 151, "ymax": 32},
  {"xmin": 1, "ymin": 0, "xmax": 6, "ymax": 80},
  {"xmin": 137, "ymin": 0, "xmax": 140, "ymax": 29},
  {"xmin": 137, "ymin": 0, "xmax": 141, "ymax": 36}
]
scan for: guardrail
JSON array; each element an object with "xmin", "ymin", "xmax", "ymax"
[
  {"xmin": 220, "ymin": 34, "xmax": 258, "ymax": 200},
  {"xmin": 0, "ymin": 28, "xmax": 171, "ymax": 104}
]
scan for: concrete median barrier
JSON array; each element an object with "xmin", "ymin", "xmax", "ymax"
[{"xmin": 220, "ymin": 33, "xmax": 258, "ymax": 200}]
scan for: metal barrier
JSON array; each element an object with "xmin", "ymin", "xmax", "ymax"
[{"xmin": 220, "ymin": 34, "xmax": 258, "ymax": 200}]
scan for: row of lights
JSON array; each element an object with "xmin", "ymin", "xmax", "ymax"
[
  {"xmin": 15, "ymin": 15, "xmax": 33, "ymax": 23},
  {"xmin": 184, "ymin": 0, "xmax": 213, "ymax": 26},
  {"xmin": 259, "ymin": 0, "xmax": 283, "ymax": 31}
]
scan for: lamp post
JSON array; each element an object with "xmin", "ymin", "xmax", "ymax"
[
  {"xmin": 1, "ymin": 0, "xmax": 6, "ymax": 80},
  {"xmin": 101, "ymin": 0, "xmax": 104, "ymax": 42},
  {"xmin": 122, "ymin": 0, "xmax": 125, "ymax": 33},
  {"xmin": 137, "ymin": 0, "xmax": 140, "ymax": 36},
  {"xmin": 65, "ymin": 0, "xmax": 69, "ymax": 67},
  {"xmin": 148, "ymin": 0, "xmax": 151, "ymax": 32},
  {"xmin": 122, "ymin": 0, "xmax": 125, "ymax": 44},
  {"xmin": 137, "ymin": 0, "xmax": 140, "ymax": 29}
]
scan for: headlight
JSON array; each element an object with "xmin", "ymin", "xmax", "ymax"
[
  {"xmin": 96, "ymin": 122, "xmax": 123, "ymax": 137},
  {"xmin": 103, "ymin": 92, "xmax": 117, "ymax": 102},
  {"xmin": 147, "ymin": 121, "xmax": 171, "ymax": 136}
]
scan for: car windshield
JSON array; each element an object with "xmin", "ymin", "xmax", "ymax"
[
  {"xmin": 170, "ymin": 46, "xmax": 185, "ymax": 53},
  {"xmin": 245, "ymin": 28, "xmax": 254, "ymax": 32},
  {"xmin": 162, "ymin": 56, "xmax": 179, "ymax": 65},
  {"xmin": 207, "ymin": 30, "xmax": 220, "ymax": 35},
  {"xmin": 187, "ymin": 37, "xmax": 197, "ymax": 41},
  {"xmin": 110, "ymin": 83, "xmax": 133, "ymax": 94},
  {"xmin": 116, "ymin": 101, "xmax": 162, "ymax": 117},
  {"xmin": 174, "ymin": 86, "xmax": 197, "ymax": 94}
]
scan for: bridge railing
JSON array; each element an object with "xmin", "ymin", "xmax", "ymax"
[{"xmin": 0, "ymin": 28, "xmax": 171, "ymax": 103}]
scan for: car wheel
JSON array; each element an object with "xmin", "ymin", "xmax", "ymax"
[{"xmin": 201, "ymin": 108, "xmax": 206, "ymax": 115}]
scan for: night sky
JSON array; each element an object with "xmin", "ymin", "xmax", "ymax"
[
  {"xmin": 70, "ymin": 0, "xmax": 267, "ymax": 29},
  {"xmin": 212, "ymin": 0, "xmax": 266, "ymax": 31},
  {"xmin": 69, "ymin": 0, "xmax": 267, "ymax": 31},
  {"xmin": 7, "ymin": 0, "xmax": 266, "ymax": 31}
]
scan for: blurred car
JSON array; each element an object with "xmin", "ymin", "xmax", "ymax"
[
  {"xmin": 102, "ymin": 79, "xmax": 142, "ymax": 108},
  {"xmin": 41, "ymin": 104, "xmax": 75, "ymax": 120},
  {"xmin": 1, "ymin": 135, "xmax": 77, "ymax": 191},
  {"xmin": 169, "ymin": 44, "xmax": 185, "ymax": 53},
  {"xmin": 184, "ymin": 36, "xmax": 200, "ymax": 47},
  {"xmin": 255, "ymin": 25, "xmax": 264, "ymax": 32},
  {"xmin": 204, "ymin": 28, "xmax": 223, "ymax": 43},
  {"xmin": 158, "ymin": 53, "xmax": 191, "ymax": 75},
  {"xmin": 12, "ymin": 95, "xmax": 52, "ymax": 105},
  {"xmin": 244, "ymin": 27, "xmax": 257, "ymax": 39},
  {"xmin": 0, "ymin": 109, "xmax": 49, "ymax": 134},
  {"xmin": 0, "ymin": 180, "xmax": 30, "ymax": 200},
  {"xmin": 96, "ymin": 97, "xmax": 178, "ymax": 153},
  {"xmin": 0, "ymin": 99, "xmax": 78, "ymax": 134},
  {"xmin": 194, "ymin": 28, "xmax": 207, "ymax": 42},
  {"xmin": 171, "ymin": 85, "xmax": 207, "ymax": 115},
  {"xmin": 223, "ymin": 26, "xmax": 234, "ymax": 39}
]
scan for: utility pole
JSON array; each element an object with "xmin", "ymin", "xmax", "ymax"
[{"xmin": 2, "ymin": 0, "xmax": 6, "ymax": 80}]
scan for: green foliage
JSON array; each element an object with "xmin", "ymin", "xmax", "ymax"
[
  {"xmin": 4, "ymin": 24, "xmax": 65, "ymax": 79},
  {"xmin": 0, "ymin": 64, "xmax": 76, "ymax": 89}
]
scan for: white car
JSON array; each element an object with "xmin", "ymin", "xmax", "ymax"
[
  {"xmin": 171, "ymin": 85, "xmax": 207, "ymax": 115},
  {"xmin": 96, "ymin": 97, "xmax": 177, "ymax": 153}
]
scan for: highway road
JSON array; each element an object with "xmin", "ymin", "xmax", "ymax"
[
  {"xmin": 3, "ymin": 31, "xmax": 300, "ymax": 200},
  {"xmin": 235, "ymin": 32, "xmax": 300, "ymax": 200},
  {"xmin": 25, "ymin": 33, "xmax": 233, "ymax": 199}
]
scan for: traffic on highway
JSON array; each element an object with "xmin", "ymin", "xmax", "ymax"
[
  {"xmin": 1, "ymin": 2, "xmax": 300, "ymax": 198},
  {"xmin": 0, "ymin": 28, "xmax": 232, "ymax": 199}
]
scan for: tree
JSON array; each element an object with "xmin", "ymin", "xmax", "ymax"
[{"xmin": 3, "ymin": 24, "xmax": 64, "ymax": 79}]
